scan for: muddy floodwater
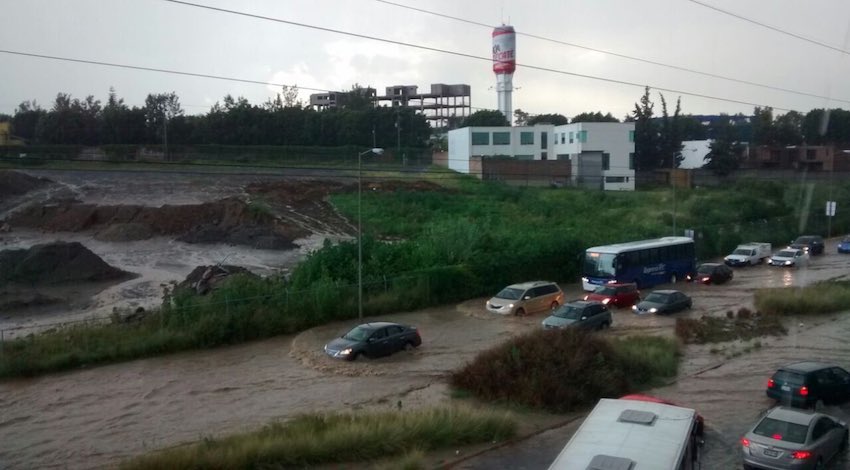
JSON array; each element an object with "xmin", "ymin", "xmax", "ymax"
[{"xmin": 1, "ymin": 242, "xmax": 849, "ymax": 469}]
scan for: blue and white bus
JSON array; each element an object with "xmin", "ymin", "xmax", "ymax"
[{"xmin": 582, "ymin": 236, "xmax": 696, "ymax": 291}]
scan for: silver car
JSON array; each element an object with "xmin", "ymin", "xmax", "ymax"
[
  {"xmin": 768, "ymin": 248, "xmax": 810, "ymax": 268},
  {"xmin": 541, "ymin": 301, "xmax": 612, "ymax": 331},
  {"xmin": 486, "ymin": 281, "xmax": 563, "ymax": 316},
  {"xmin": 741, "ymin": 406, "xmax": 848, "ymax": 470}
]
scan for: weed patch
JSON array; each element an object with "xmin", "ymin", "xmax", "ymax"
[
  {"xmin": 449, "ymin": 329, "xmax": 679, "ymax": 412},
  {"xmin": 754, "ymin": 280, "xmax": 850, "ymax": 316},
  {"xmin": 675, "ymin": 308, "xmax": 787, "ymax": 344},
  {"xmin": 120, "ymin": 407, "xmax": 515, "ymax": 470}
]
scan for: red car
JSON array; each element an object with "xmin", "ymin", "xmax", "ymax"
[
  {"xmin": 583, "ymin": 283, "xmax": 641, "ymax": 308},
  {"xmin": 620, "ymin": 394, "xmax": 705, "ymax": 436}
]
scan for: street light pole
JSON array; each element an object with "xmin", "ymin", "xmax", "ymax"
[{"xmin": 357, "ymin": 147, "xmax": 384, "ymax": 320}]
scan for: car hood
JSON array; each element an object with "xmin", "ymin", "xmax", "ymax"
[
  {"xmin": 635, "ymin": 300, "xmax": 666, "ymax": 310},
  {"xmin": 771, "ymin": 255, "xmax": 795, "ymax": 262},
  {"xmin": 324, "ymin": 337, "xmax": 361, "ymax": 352},
  {"xmin": 788, "ymin": 243, "xmax": 809, "ymax": 250},
  {"xmin": 585, "ymin": 293, "xmax": 613, "ymax": 302},
  {"xmin": 725, "ymin": 254, "xmax": 748, "ymax": 260},
  {"xmin": 487, "ymin": 296, "xmax": 516, "ymax": 307},
  {"xmin": 542, "ymin": 315, "xmax": 577, "ymax": 327}
]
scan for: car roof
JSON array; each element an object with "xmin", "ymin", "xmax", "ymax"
[
  {"xmin": 507, "ymin": 280, "xmax": 556, "ymax": 289},
  {"xmin": 358, "ymin": 321, "xmax": 404, "ymax": 329},
  {"xmin": 566, "ymin": 300, "xmax": 601, "ymax": 307},
  {"xmin": 795, "ymin": 235, "xmax": 822, "ymax": 241},
  {"xmin": 698, "ymin": 263, "xmax": 721, "ymax": 268},
  {"xmin": 604, "ymin": 282, "xmax": 636, "ymax": 288},
  {"xmin": 765, "ymin": 406, "xmax": 817, "ymax": 426},
  {"xmin": 650, "ymin": 289, "xmax": 680, "ymax": 295},
  {"xmin": 779, "ymin": 361, "xmax": 835, "ymax": 373}
]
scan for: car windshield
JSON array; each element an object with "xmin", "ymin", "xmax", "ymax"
[
  {"xmin": 495, "ymin": 287, "xmax": 524, "ymax": 300},
  {"xmin": 732, "ymin": 249, "xmax": 753, "ymax": 255},
  {"xmin": 583, "ymin": 252, "xmax": 616, "ymax": 277},
  {"xmin": 594, "ymin": 286, "xmax": 617, "ymax": 295},
  {"xmin": 753, "ymin": 417, "xmax": 809, "ymax": 444},
  {"xmin": 776, "ymin": 250, "xmax": 796, "ymax": 257},
  {"xmin": 794, "ymin": 237, "xmax": 814, "ymax": 244},
  {"xmin": 644, "ymin": 293, "xmax": 670, "ymax": 303},
  {"xmin": 342, "ymin": 325, "xmax": 373, "ymax": 341},
  {"xmin": 697, "ymin": 265, "xmax": 715, "ymax": 274},
  {"xmin": 553, "ymin": 305, "xmax": 583, "ymax": 319}
]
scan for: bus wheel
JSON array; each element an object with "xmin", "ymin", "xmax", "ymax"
[{"xmin": 670, "ymin": 274, "xmax": 678, "ymax": 284}]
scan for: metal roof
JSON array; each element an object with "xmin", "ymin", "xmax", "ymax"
[{"xmin": 547, "ymin": 398, "xmax": 697, "ymax": 470}]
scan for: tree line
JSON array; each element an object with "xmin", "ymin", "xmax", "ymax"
[{"xmin": 3, "ymin": 86, "xmax": 431, "ymax": 149}]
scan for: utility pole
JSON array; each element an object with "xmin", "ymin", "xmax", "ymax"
[{"xmin": 163, "ymin": 113, "xmax": 168, "ymax": 161}]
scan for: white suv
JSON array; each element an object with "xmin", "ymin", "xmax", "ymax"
[{"xmin": 486, "ymin": 281, "xmax": 564, "ymax": 316}]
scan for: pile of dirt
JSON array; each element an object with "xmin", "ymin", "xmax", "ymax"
[
  {"xmin": 0, "ymin": 170, "xmax": 51, "ymax": 199},
  {"xmin": 7, "ymin": 197, "xmax": 306, "ymax": 248},
  {"xmin": 178, "ymin": 264, "xmax": 257, "ymax": 295},
  {"xmin": 0, "ymin": 241, "xmax": 131, "ymax": 286}
]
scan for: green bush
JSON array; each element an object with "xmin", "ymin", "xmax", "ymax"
[
  {"xmin": 754, "ymin": 280, "xmax": 850, "ymax": 316},
  {"xmin": 120, "ymin": 407, "xmax": 516, "ymax": 469},
  {"xmin": 449, "ymin": 329, "xmax": 679, "ymax": 412}
]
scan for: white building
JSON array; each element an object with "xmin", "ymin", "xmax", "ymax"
[{"xmin": 448, "ymin": 122, "xmax": 636, "ymax": 190}]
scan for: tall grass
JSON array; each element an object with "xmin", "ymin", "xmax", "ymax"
[
  {"xmin": 754, "ymin": 280, "xmax": 850, "ymax": 316},
  {"xmin": 450, "ymin": 329, "xmax": 680, "ymax": 412},
  {"xmin": 120, "ymin": 407, "xmax": 516, "ymax": 470}
]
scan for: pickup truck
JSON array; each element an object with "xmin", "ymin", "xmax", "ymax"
[{"xmin": 724, "ymin": 242, "xmax": 772, "ymax": 266}]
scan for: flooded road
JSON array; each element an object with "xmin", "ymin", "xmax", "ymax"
[{"xmin": 1, "ymin": 236, "xmax": 849, "ymax": 468}]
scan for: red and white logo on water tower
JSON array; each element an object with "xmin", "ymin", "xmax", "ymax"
[{"xmin": 492, "ymin": 25, "xmax": 516, "ymax": 75}]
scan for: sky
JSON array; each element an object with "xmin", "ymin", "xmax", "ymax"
[{"xmin": 3, "ymin": 0, "xmax": 850, "ymax": 121}]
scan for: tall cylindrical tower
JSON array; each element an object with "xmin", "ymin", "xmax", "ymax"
[{"xmin": 492, "ymin": 25, "xmax": 516, "ymax": 125}]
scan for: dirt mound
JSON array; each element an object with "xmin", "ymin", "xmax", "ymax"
[
  {"xmin": 0, "ymin": 170, "xmax": 51, "ymax": 198},
  {"xmin": 178, "ymin": 264, "xmax": 257, "ymax": 294},
  {"xmin": 0, "ymin": 241, "xmax": 131, "ymax": 286},
  {"xmin": 7, "ymin": 197, "xmax": 307, "ymax": 247}
]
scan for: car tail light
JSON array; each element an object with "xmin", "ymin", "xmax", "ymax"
[
  {"xmin": 799, "ymin": 386, "xmax": 809, "ymax": 396},
  {"xmin": 791, "ymin": 451, "xmax": 812, "ymax": 459},
  {"xmin": 767, "ymin": 378, "xmax": 775, "ymax": 388},
  {"xmin": 741, "ymin": 437, "xmax": 750, "ymax": 447},
  {"xmin": 583, "ymin": 295, "xmax": 589, "ymax": 300}
]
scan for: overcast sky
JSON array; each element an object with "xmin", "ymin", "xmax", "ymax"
[{"xmin": 3, "ymin": 0, "xmax": 850, "ymax": 120}]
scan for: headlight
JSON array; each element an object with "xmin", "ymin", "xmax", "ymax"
[
  {"xmin": 583, "ymin": 295, "xmax": 589, "ymax": 300},
  {"xmin": 607, "ymin": 279, "xmax": 617, "ymax": 284},
  {"xmin": 602, "ymin": 298, "xmax": 610, "ymax": 304},
  {"xmin": 631, "ymin": 305, "xmax": 638, "ymax": 311},
  {"xmin": 339, "ymin": 348, "xmax": 352, "ymax": 356},
  {"xmin": 508, "ymin": 303, "xmax": 514, "ymax": 308},
  {"xmin": 649, "ymin": 308, "xmax": 658, "ymax": 313},
  {"xmin": 785, "ymin": 260, "xmax": 792, "ymax": 265},
  {"xmin": 581, "ymin": 277, "xmax": 588, "ymax": 282}
]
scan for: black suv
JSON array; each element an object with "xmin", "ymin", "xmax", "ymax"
[
  {"xmin": 790, "ymin": 235, "xmax": 825, "ymax": 255},
  {"xmin": 766, "ymin": 362, "xmax": 850, "ymax": 407}
]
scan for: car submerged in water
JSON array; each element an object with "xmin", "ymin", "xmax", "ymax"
[{"xmin": 324, "ymin": 322, "xmax": 421, "ymax": 361}]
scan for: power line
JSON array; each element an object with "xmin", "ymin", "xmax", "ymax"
[
  {"xmin": 160, "ymin": 0, "xmax": 796, "ymax": 112},
  {"xmin": 687, "ymin": 0, "xmax": 850, "ymax": 56},
  {"xmin": 372, "ymin": 0, "xmax": 850, "ymax": 106}
]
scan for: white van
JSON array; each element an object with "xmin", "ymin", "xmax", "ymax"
[{"xmin": 548, "ymin": 398, "xmax": 702, "ymax": 470}]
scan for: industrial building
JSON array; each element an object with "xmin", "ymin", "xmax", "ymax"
[
  {"xmin": 447, "ymin": 122, "xmax": 636, "ymax": 190},
  {"xmin": 308, "ymin": 83, "xmax": 471, "ymax": 128}
]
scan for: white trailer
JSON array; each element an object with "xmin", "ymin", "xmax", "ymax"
[{"xmin": 548, "ymin": 398, "xmax": 701, "ymax": 470}]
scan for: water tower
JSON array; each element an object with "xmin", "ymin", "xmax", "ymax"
[{"xmin": 492, "ymin": 25, "xmax": 516, "ymax": 125}]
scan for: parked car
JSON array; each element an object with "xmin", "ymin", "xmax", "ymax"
[
  {"xmin": 323, "ymin": 322, "xmax": 421, "ymax": 361},
  {"xmin": 583, "ymin": 282, "xmax": 640, "ymax": 308},
  {"xmin": 620, "ymin": 394, "xmax": 705, "ymax": 437},
  {"xmin": 541, "ymin": 300, "xmax": 612, "ymax": 330},
  {"xmin": 632, "ymin": 289, "xmax": 692, "ymax": 315},
  {"xmin": 486, "ymin": 281, "xmax": 563, "ymax": 316},
  {"xmin": 766, "ymin": 362, "xmax": 850, "ymax": 408},
  {"xmin": 692, "ymin": 262, "xmax": 734, "ymax": 285},
  {"xmin": 838, "ymin": 236, "xmax": 850, "ymax": 254},
  {"xmin": 724, "ymin": 242, "xmax": 772, "ymax": 266},
  {"xmin": 741, "ymin": 406, "xmax": 848, "ymax": 470},
  {"xmin": 769, "ymin": 248, "xmax": 810, "ymax": 267},
  {"xmin": 790, "ymin": 235, "xmax": 825, "ymax": 255}
]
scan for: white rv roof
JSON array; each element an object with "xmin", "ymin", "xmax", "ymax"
[{"xmin": 548, "ymin": 398, "xmax": 697, "ymax": 470}]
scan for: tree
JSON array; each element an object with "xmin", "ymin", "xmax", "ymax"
[
  {"xmin": 679, "ymin": 115, "xmax": 707, "ymax": 140},
  {"xmin": 751, "ymin": 106, "xmax": 776, "ymax": 146},
  {"xmin": 775, "ymin": 111, "xmax": 803, "ymax": 146},
  {"xmin": 11, "ymin": 100, "xmax": 45, "ymax": 143},
  {"xmin": 460, "ymin": 110, "xmax": 509, "ymax": 127},
  {"xmin": 631, "ymin": 87, "xmax": 661, "ymax": 170},
  {"xmin": 571, "ymin": 111, "xmax": 619, "ymax": 123},
  {"xmin": 658, "ymin": 95, "xmax": 683, "ymax": 168},
  {"xmin": 528, "ymin": 113, "xmax": 569, "ymax": 126},
  {"xmin": 343, "ymin": 84, "xmax": 374, "ymax": 111},
  {"xmin": 513, "ymin": 109, "xmax": 530, "ymax": 126},
  {"xmin": 144, "ymin": 92, "xmax": 183, "ymax": 144},
  {"xmin": 704, "ymin": 115, "xmax": 744, "ymax": 176}
]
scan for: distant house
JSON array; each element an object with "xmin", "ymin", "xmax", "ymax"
[{"xmin": 448, "ymin": 122, "xmax": 635, "ymax": 190}]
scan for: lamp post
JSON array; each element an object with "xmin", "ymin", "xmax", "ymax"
[{"xmin": 358, "ymin": 147, "xmax": 384, "ymax": 320}]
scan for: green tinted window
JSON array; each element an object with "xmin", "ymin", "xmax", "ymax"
[
  {"xmin": 520, "ymin": 132, "xmax": 534, "ymax": 145},
  {"xmin": 493, "ymin": 132, "xmax": 510, "ymax": 145},
  {"xmin": 471, "ymin": 132, "xmax": 489, "ymax": 145}
]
